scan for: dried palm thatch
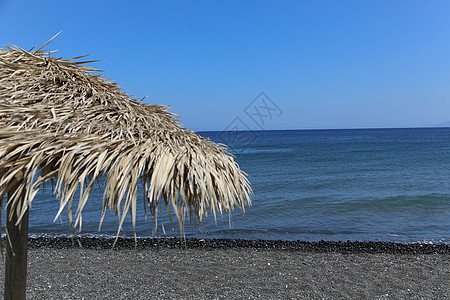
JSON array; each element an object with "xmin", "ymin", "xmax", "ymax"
[{"xmin": 0, "ymin": 40, "xmax": 252, "ymax": 238}]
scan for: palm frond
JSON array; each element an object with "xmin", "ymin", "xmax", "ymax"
[{"xmin": 0, "ymin": 43, "xmax": 252, "ymax": 237}]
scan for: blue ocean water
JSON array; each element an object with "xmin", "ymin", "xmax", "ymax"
[{"xmin": 21, "ymin": 128, "xmax": 450, "ymax": 243}]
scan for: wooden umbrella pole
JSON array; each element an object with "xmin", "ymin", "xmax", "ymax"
[{"xmin": 4, "ymin": 189, "xmax": 29, "ymax": 300}]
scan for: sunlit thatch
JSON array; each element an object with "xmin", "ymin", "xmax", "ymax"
[{"xmin": 0, "ymin": 40, "xmax": 252, "ymax": 238}]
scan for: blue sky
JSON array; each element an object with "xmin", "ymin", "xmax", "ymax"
[{"xmin": 1, "ymin": 0, "xmax": 450, "ymax": 131}]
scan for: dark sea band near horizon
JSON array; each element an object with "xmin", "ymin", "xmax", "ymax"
[{"xmin": 17, "ymin": 127, "xmax": 450, "ymax": 244}]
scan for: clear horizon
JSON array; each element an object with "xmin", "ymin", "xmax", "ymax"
[
  {"xmin": 196, "ymin": 125, "xmax": 450, "ymax": 133},
  {"xmin": 1, "ymin": 1, "xmax": 450, "ymax": 131}
]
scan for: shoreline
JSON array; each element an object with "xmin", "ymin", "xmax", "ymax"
[{"xmin": 24, "ymin": 236, "xmax": 450, "ymax": 254}]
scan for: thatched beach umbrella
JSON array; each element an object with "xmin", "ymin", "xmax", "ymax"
[{"xmin": 0, "ymin": 39, "xmax": 251, "ymax": 299}]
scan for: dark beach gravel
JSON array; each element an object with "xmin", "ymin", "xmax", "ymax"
[
  {"xmin": 27, "ymin": 236, "xmax": 450, "ymax": 254},
  {"xmin": 0, "ymin": 237, "xmax": 448, "ymax": 299}
]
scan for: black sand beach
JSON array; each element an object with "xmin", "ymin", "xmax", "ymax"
[{"xmin": 0, "ymin": 238, "xmax": 449, "ymax": 299}]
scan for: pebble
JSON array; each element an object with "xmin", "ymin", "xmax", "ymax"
[{"xmin": 16, "ymin": 237, "xmax": 449, "ymax": 254}]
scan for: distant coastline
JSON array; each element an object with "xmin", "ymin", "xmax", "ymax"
[{"xmin": 427, "ymin": 120, "xmax": 450, "ymax": 127}]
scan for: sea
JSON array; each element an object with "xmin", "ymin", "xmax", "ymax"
[{"xmin": 21, "ymin": 127, "xmax": 450, "ymax": 244}]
